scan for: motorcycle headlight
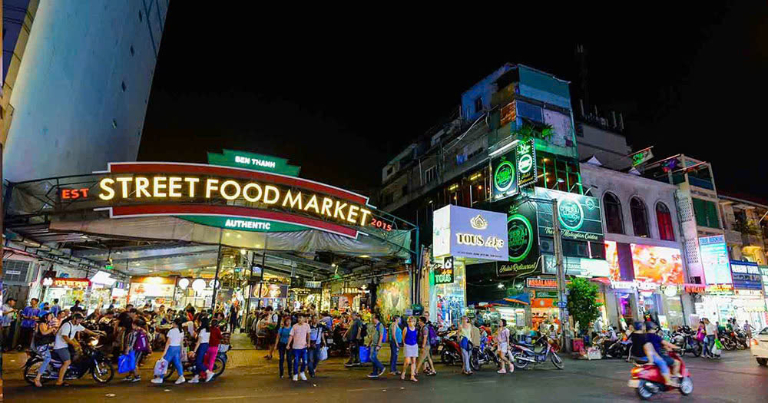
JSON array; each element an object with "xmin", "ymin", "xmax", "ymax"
[{"xmin": 90, "ymin": 339, "xmax": 99, "ymax": 347}]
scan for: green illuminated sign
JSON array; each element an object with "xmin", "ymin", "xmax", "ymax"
[
  {"xmin": 507, "ymin": 214, "xmax": 534, "ymax": 263},
  {"xmin": 558, "ymin": 198, "xmax": 585, "ymax": 231},
  {"xmin": 516, "ymin": 139, "xmax": 537, "ymax": 187},
  {"xmin": 180, "ymin": 216, "xmax": 307, "ymax": 232},
  {"xmin": 207, "ymin": 149, "xmax": 301, "ymax": 177},
  {"xmin": 494, "ymin": 160, "xmax": 515, "ymax": 192}
]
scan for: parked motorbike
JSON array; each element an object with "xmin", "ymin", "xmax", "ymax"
[
  {"xmin": 24, "ymin": 339, "xmax": 114, "ymax": 385},
  {"xmin": 628, "ymin": 350, "xmax": 693, "ymax": 400},
  {"xmin": 470, "ymin": 335, "xmax": 499, "ymax": 371},
  {"xmin": 605, "ymin": 338, "xmax": 633, "ymax": 360},
  {"xmin": 672, "ymin": 326, "xmax": 702, "ymax": 357},
  {"xmin": 733, "ymin": 329, "xmax": 749, "ymax": 350},
  {"xmin": 718, "ymin": 330, "xmax": 737, "ymax": 351},
  {"xmin": 438, "ymin": 330, "xmax": 463, "ymax": 366},
  {"xmin": 511, "ymin": 335, "xmax": 564, "ymax": 370}
]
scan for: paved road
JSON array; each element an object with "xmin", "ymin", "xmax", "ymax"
[{"xmin": 3, "ymin": 350, "xmax": 766, "ymax": 402}]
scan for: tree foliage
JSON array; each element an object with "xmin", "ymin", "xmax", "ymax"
[{"xmin": 566, "ymin": 277, "xmax": 602, "ymax": 334}]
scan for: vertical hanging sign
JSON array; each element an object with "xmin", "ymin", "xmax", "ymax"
[
  {"xmin": 516, "ymin": 139, "xmax": 537, "ymax": 188},
  {"xmin": 435, "ymin": 256, "xmax": 454, "ymax": 285}
]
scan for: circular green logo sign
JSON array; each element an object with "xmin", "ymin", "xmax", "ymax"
[
  {"xmin": 494, "ymin": 160, "xmax": 515, "ymax": 192},
  {"xmin": 558, "ymin": 198, "xmax": 584, "ymax": 231},
  {"xmin": 508, "ymin": 214, "xmax": 533, "ymax": 263},
  {"xmin": 518, "ymin": 154, "xmax": 533, "ymax": 174}
]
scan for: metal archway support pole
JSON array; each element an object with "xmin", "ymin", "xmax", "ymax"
[{"xmin": 211, "ymin": 229, "xmax": 224, "ymax": 312}]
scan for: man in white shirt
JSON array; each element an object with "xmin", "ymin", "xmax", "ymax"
[
  {"xmin": 52, "ymin": 313, "xmax": 103, "ymax": 386},
  {"xmin": 702, "ymin": 318, "xmax": 718, "ymax": 358},
  {"xmin": 2, "ymin": 298, "xmax": 17, "ymax": 352}
]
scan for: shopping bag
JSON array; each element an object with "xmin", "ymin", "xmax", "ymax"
[
  {"xmin": 318, "ymin": 346, "xmax": 328, "ymax": 361},
  {"xmin": 696, "ymin": 331, "xmax": 705, "ymax": 342},
  {"xmin": 118, "ymin": 351, "xmax": 136, "ymax": 374},
  {"xmin": 711, "ymin": 340, "xmax": 722, "ymax": 356},
  {"xmin": 153, "ymin": 358, "xmax": 168, "ymax": 377},
  {"xmin": 359, "ymin": 346, "xmax": 371, "ymax": 363}
]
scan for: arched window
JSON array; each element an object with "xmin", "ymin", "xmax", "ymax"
[
  {"xmin": 656, "ymin": 202, "xmax": 675, "ymax": 241},
  {"xmin": 603, "ymin": 193, "xmax": 624, "ymax": 234},
  {"xmin": 630, "ymin": 197, "xmax": 650, "ymax": 237}
]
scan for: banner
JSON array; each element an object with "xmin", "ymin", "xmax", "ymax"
[{"xmin": 699, "ymin": 235, "xmax": 732, "ymax": 284}]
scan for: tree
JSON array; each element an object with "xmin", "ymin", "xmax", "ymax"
[{"xmin": 566, "ymin": 277, "xmax": 602, "ymax": 335}]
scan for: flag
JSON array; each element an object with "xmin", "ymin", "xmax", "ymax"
[{"xmin": 628, "ymin": 147, "xmax": 654, "ymax": 167}]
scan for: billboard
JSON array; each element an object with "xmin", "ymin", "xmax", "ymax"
[
  {"xmin": 535, "ymin": 188, "xmax": 603, "ymax": 243},
  {"xmin": 730, "ymin": 261, "xmax": 762, "ymax": 291},
  {"xmin": 605, "ymin": 241, "xmax": 620, "ymax": 281},
  {"xmin": 699, "ymin": 235, "xmax": 732, "ymax": 285},
  {"xmin": 630, "ymin": 244, "xmax": 684, "ymax": 285},
  {"xmin": 542, "ymin": 254, "xmax": 610, "ymax": 278},
  {"xmin": 432, "ymin": 205, "xmax": 509, "ymax": 261},
  {"xmin": 499, "ymin": 201, "xmax": 539, "ymax": 277}
]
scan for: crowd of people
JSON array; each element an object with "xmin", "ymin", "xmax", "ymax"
[{"xmin": 0, "ymin": 296, "xmax": 240, "ymax": 387}]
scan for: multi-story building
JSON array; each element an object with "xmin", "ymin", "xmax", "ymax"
[
  {"xmin": 1, "ymin": 0, "xmax": 170, "ymax": 182},
  {"xmin": 574, "ymin": 106, "xmax": 633, "ymax": 171},
  {"xmin": 581, "ymin": 161, "xmax": 691, "ymax": 328},
  {"xmin": 381, "ymin": 64, "xmax": 612, "ymax": 329}
]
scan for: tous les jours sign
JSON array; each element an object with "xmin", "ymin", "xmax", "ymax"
[{"xmin": 432, "ymin": 205, "xmax": 508, "ymax": 261}]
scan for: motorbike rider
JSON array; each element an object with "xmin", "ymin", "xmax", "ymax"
[
  {"xmin": 643, "ymin": 322, "xmax": 680, "ymax": 387},
  {"xmin": 52, "ymin": 313, "xmax": 104, "ymax": 386}
]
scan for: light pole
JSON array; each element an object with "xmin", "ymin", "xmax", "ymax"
[{"xmin": 521, "ymin": 195, "xmax": 570, "ymax": 352}]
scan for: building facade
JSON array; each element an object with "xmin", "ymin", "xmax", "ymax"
[
  {"xmin": 581, "ymin": 162, "xmax": 691, "ymax": 329},
  {"xmin": 2, "ymin": 0, "xmax": 169, "ymax": 182}
]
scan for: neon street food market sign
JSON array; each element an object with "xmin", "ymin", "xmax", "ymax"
[{"xmin": 92, "ymin": 162, "xmax": 379, "ymax": 238}]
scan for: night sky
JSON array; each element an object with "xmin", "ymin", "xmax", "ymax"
[{"xmin": 140, "ymin": 3, "xmax": 768, "ymax": 201}]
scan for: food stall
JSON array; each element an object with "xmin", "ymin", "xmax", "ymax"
[
  {"xmin": 42, "ymin": 278, "xmax": 90, "ymax": 310},
  {"xmin": 128, "ymin": 276, "xmax": 177, "ymax": 308}
]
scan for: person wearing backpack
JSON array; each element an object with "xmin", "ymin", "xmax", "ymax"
[
  {"xmin": 416, "ymin": 316, "xmax": 436, "ymax": 376},
  {"xmin": 388, "ymin": 315, "xmax": 403, "ymax": 376},
  {"xmin": 367, "ymin": 314, "xmax": 386, "ymax": 378},
  {"xmin": 125, "ymin": 319, "xmax": 151, "ymax": 382}
]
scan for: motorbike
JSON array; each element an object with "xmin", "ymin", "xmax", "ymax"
[
  {"xmin": 24, "ymin": 339, "xmax": 114, "ymax": 385},
  {"xmin": 605, "ymin": 338, "xmax": 632, "ymax": 360},
  {"xmin": 470, "ymin": 334, "xmax": 499, "ymax": 371},
  {"xmin": 671, "ymin": 326, "xmax": 702, "ymax": 357},
  {"xmin": 163, "ymin": 342, "xmax": 228, "ymax": 381},
  {"xmin": 718, "ymin": 329, "xmax": 737, "ymax": 351},
  {"xmin": 511, "ymin": 335, "xmax": 564, "ymax": 370},
  {"xmin": 628, "ymin": 350, "xmax": 693, "ymax": 400},
  {"xmin": 733, "ymin": 329, "xmax": 749, "ymax": 350},
  {"xmin": 438, "ymin": 330, "xmax": 463, "ymax": 366}
]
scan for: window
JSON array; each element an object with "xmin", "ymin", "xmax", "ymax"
[
  {"xmin": 401, "ymin": 184, "xmax": 408, "ymax": 196},
  {"xmin": 424, "ymin": 166, "xmax": 437, "ymax": 184},
  {"xmin": 656, "ymin": 202, "xmax": 675, "ymax": 241},
  {"xmin": 630, "ymin": 197, "xmax": 650, "ymax": 237},
  {"xmin": 692, "ymin": 198, "xmax": 721, "ymax": 229},
  {"xmin": 603, "ymin": 193, "xmax": 624, "ymax": 234},
  {"xmin": 386, "ymin": 166, "xmax": 393, "ymax": 176},
  {"xmin": 474, "ymin": 97, "xmax": 483, "ymax": 114},
  {"xmin": 130, "ymin": 45, "xmax": 135, "ymax": 56}
]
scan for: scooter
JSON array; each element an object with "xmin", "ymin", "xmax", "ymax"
[
  {"xmin": 24, "ymin": 339, "xmax": 114, "ymax": 385},
  {"xmin": 628, "ymin": 351, "xmax": 693, "ymax": 400},
  {"xmin": 672, "ymin": 327, "xmax": 702, "ymax": 357},
  {"xmin": 470, "ymin": 335, "xmax": 499, "ymax": 371},
  {"xmin": 438, "ymin": 330, "xmax": 463, "ymax": 366},
  {"xmin": 511, "ymin": 335, "xmax": 564, "ymax": 370}
]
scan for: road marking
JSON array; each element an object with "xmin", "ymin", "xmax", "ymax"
[
  {"xmin": 466, "ymin": 380, "xmax": 497, "ymax": 384},
  {"xmin": 346, "ymin": 387, "xmax": 391, "ymax": 392},
  {"xmin": 186, "ymin": 392, "xmax": 300, "ymax": 401}
]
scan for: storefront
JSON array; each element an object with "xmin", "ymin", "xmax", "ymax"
[
  {"xmin": 433, "ymin": 204, "xmax": 510, "ymax": 327},
  {"xmin": 128, "ymin": 276, "xmax": 177, "ymax": 308},
  {"xmin": 5, "ymin": 151, "xmax": 417, "ymax": 319},
  {"xmin": 730, "ymin": 261, "xmax": 766, "ymax": 329},
  {"xmin": 42, "ymin": 278, "xmax": 90, "ymax": 311},
  {"xmin": 604, "ymin": 241, "xmax": 686, "ymax": 329}
]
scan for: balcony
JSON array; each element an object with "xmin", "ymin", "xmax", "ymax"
[
  {"xmin": 724, "ymin": 229, "xmax": 743, "ymax": 245},
  {"xmin": 688, "ymin": 176, "xmax": 714, "ymax": 190}
]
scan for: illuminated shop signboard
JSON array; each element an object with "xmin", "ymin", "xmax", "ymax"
[
  {"xmin": 51, "ymin": 278, "xmax": 91, "ymax": 289},
  {"xmin": 705, "ymin": 283, "xmax": 734, "ymax": 295},
  {"xmin": 433, "ymin": 205, "xmax": 508, "ymax": 261},
  {"xmin": 535, "ymin": 188, "xmax": 603, "ymax": 243},
  {"xmin": 699, "ymin": 235, "xmax": 732, "ymax": 285},
  {"xmin": 516, "ymin": 139, "xmax": 537, "ymax": 188},
  {"xmin": 91, "ymin": 162, "xmax": 378, "ymax": 238},
  {"xmin": 730, "ymin": 261, "xmax": 762, "ymax": 290},
  {"xmin": 491, "ymin": 148, "xmax": 518, "ymax": 201},
  {"xmin": 207, "ymin": 149, "xmax": 301, "ymax": 176},
  {"xmin": 542, "ymin": 254, "xmax": 610, "ymax": 278},
  {"xmin": 435, "ymin": 256, "xmax": 455, "ymax": 285},
  {"xmin": 498, "ymin": 202, "xmax": 539, "ymax": 276}
]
